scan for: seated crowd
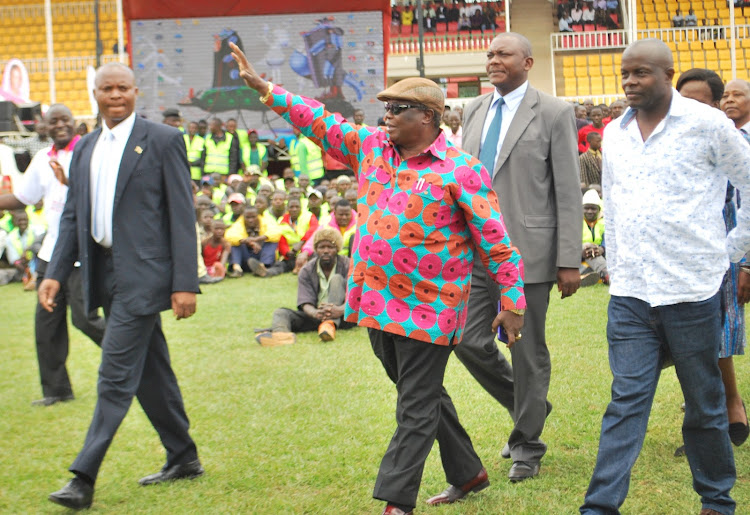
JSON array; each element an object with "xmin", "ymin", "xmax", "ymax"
[
  {"xmin": 391, "ymin": 1, "xmax": 504, "ymax": 36},
  {"xmin": 556, "ymin": 0, "xmax": 621, "ymax": 32}
]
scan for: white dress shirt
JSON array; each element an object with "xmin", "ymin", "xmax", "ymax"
[
  {"xmin": 90, "ymin": 112, "xmax": 136, "ymax": 248},
  {"xmin": 14, "ymin": 145, "xmax": 71, "ymax": 262},
  {"xmin": 603, "ymin": 91, "xmax": 750, "ymax": 306},
  {"xmin": 480, "ymin": 80, "xmax": 528, "ymax": 172}
]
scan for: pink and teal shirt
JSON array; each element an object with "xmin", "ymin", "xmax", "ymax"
[{"xmin": 265, "ymin": 85, "xmax": 526, "ymax": 346}]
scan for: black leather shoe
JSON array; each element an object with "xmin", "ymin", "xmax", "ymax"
[
  {"xmin": 32, "ymin": 394, "xmax": 74, "ymax": 407},
  {"xmin": 48, "ymin": 477, "xmax": 94, "ymax": 510},
  {"xmin": 138, "ymin": 459, "xmax": 204, "ymax": 485},
  {"xmin": 509, "ymin": 461, "xmax": 540, "ymax": 482},
  {"xmin": 729, "ymin": 401, "xmax": 749, "ymax": 447}
]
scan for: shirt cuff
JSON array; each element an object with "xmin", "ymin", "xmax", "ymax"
[{"xmin": 500, "ymin": 286, "xmax": 527, "ymax": 311}]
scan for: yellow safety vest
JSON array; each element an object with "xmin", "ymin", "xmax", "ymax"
[
  {"xmin": 184, "ymin": 134, "xmax": 205, "ymax": 181},
  {"xmin": 290, "ymin": 136, "xmax": 324, "ymax": 181},
  {"xmin": 582, "ymin": 218, "xmax": 605, "ymax": 245},
  {"xmin": 204, "ymin": 133, "xmax": 234, "ymax": 175},
  {"xmin": 9, "ymin": 227, "xmax": 35, "ymax": 261},
  {"xmin": 241, "ymin": 143, "xmax": 268, "ymax": 169},
  {"xmin": 340, "ymin": 224, "xmax": 356, "ymax": 256},
  {"xmin": 279, "ymin": 210, "xmax": 314, "ymax": 245}
]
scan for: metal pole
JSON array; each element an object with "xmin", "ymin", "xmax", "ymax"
[
  {"xmin": 730, "ymin": 0, "xmax": 736, "ymax": 79},
  {"xmin": 416, "ymin": 0, "xmax": 425, "ymax": 77},
  {"xmin": 505, "ymin": 0, "xmax": 511, "ymax": 32},
  {"xmin": 94, "ymin": 0, "xmax": 103, "ymax": 68},
  {"xmin": 44, "ymin": 0, "xmax": 55, "ymax": 103},
  {"xmin": 116, "ymin": 0, "xmax": 126, "ymax": 63}
]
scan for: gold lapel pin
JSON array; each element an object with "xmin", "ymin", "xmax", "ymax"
[{"xmin": 134, "ymin": 146, "xmax": 143, "ymax": 154}]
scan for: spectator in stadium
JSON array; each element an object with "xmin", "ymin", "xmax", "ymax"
[
  {"xmin": 76, "ymin": 122, "xmax": 89, "ymax": 136},
  {"xmin": 306, "ymin": 189, "xmax": 328, "ymax": 226},
  {"xmin": 226, "ymin": 118, "xmax": 250, "ymax": 171},
  {"xmin": 582, "ymin": 97, "xmax": 594, "ymax": 117},
  {"xmin": 254, "ymin": 193, "xmax": 270, "ymax": 218},
  {"xmin": 391, "ymin": 6, "xmax": 401, "ymax": 32},
  {"xmin": 685, "ymin": 8, "xmax": 698, "ymax": 26},
  {"xmin": 290, "ymin": 128, "xmax": 325, "ymax": 184},
  {"xmin": 241, "ymin": 165, "xmax": 267, "ymax": 203},
  {"xmin": 161, "ymin": 108, "xmax": 183, "ymax": 129},
  {"xmin": 197, "ymin": 119, "xmax": 208, "ymax": 138},
  {"xmin": 579, "ymin": 132, "xmax": 602, "ymax": 186},
  {"xmin": 571, "ymin": 3, "xmax": 584, "ymax": 25},
  {"xmin": 203, "ymin": 117, "xmax": 240, "ymax": 179},
  {"xmin": 458, "ymin": 13, "xmax": 472, "ymax": 31},
  {"xmin": 575, "ymin": 104, "xmax": 591, "ymax": 130},
  {"xmin": 226, "ymin": 206, "xmax": 278, "ymax": 277},
  {"xmin": 297, "ymin": 198, "xmax": 356, "ymax": 273},
  {"xmin": 582, "ymin": 3, "xmax": 595, "ymax": 24},
  {"xmin": 223, "ymin": 193, "xmax": 246, "ymax": 225},
  {"xmin": 266, "ymin": 197, "xmax": 318, "ymax": 278},
  {"xmin": 436, "ymin": 3, "xmax": 449, "ymax": 30},
  {"xmin": 401, "ymin": 4, "xmax": 414, "ymax": 34},
  {"xmin": 298, "ymin": 173, "xmax": 314, "ymax": 196},
  {"xmin": 447, "ymin": 2, "xmax": 460, "ymax": 23},
  {"xmin": 606, "ymin": 0, "xmax": 618, "ymax": 12},
  {"xmin": 197, "ymin": 208, "xmax": 214, "ymax": 241},
  {"xmin": 605, "ymin": 99, "xmax": 625, "ymax": 122},
  {"xmin": 580, "ymin": 39, "xmax": 750, "ymax": 515},
  {"xmin": 578, "ymin": 106, "xmax": 605, "ymax": 152},
  {"xmin": 559, "ymin": 10, "xmax": 574, "ymax": 31},
  {"xmin": 242, "ymin": 129, "xmax": 268, "ymax": 174},
  {"xmin": 335, "ymin": 174, "xmax": 352, "ymax": 196},
  {"xmin": 257, "ymin": 227, "xmax": 353, "ymax": 346},
  {"xmin": 0, "ymin": 103, "xmax": 105, "ymax": 405},
  {"xmin": 470, "ymin": 7, "xmax": 485, "ymax": 33},
  {"xmin": 672, "ymin": 9, "xmax": 685, "ymax": 27},
  {"xmin": 230, "ymin": 43, "xmax": 526, "ymax": 515},
  {"xmin": 580, "ymin": 189, "xmax": 607, "ymax": 286},
  {"xmin": 201, "ymin": 219, "xmax": 229, "ymax": 280},
  {"xmin": 184, "ymin": 120, "xmax": 205, "ymax": 184},
  {"xmin": 443, "ymin": 110, "xmax": 463, "ymax": 148},
  {"xmin": 353, "ymin": 108, "xmax": 366, "ymax": 126},
  {"xmin": 5, "ymin": 210, "xmax": 43, "ymax": 283}
]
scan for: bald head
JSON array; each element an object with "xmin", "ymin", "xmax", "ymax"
[
  {"xmin": 45, "ymin": 103, "xmax": 75, "ymax": 149},
  {"xmin": 94, "ymin": 62, "xmax": 135, "ymax": 86},
  {"xmin": 621, "ymin": 38, "xmax": 674, "ymax": 114},
  {"xmin": 721, "ymin": 79, "xmax": 750, "ymax": 127},
  {"xmin": 622, "ymin": 39, "xmax": 674, "ymax": 70},
  {"xmin": 491, "ymin": 32, "xmax": 533, "ymax": 58}
]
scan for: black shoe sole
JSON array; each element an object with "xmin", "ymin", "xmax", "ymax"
[{"xmin": 48, "ymin": 494, "xmax": 92, "ymax": 510}]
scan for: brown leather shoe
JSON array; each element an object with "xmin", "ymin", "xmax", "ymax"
[
  {"xmin": 382, "ymin": 505, "xmax": 412, "ymax": 515},
  {"xmin": 425, "ymin": 467, "xmax": 489, "ymax": 505}
]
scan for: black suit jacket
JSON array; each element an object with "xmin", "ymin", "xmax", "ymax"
[{"xmin": 47, "ymin": 115, "xmax": 199, "ymax": 315}]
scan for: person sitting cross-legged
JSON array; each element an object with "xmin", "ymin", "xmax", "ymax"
[
  {"xmin": 256, "ymin": 227, "xmax": 354, "ymax": 346},
  {"xmin": 580, "ymin": 189, "xmax": 607, "ymax": 286},
  {"xmin": 225, "ymin": 206, "xmax": 279, "ymax": 277}
]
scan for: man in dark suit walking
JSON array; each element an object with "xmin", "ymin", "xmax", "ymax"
[
  {"xmin": 458, "ymin": 32, "xmax": 582, "ymax": 482},
  {"xmin": 38, "ymin": 62, "xmax": 203, "ymax": 510}
]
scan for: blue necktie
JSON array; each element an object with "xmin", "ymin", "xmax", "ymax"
[{"xmin": 479, "ymin": 97, "xmax": 504, "ymax": 176}]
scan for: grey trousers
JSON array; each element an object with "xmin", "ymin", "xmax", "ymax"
[
  {"xmin": 370, "ymin": 329, "xmax": 483, "ymax": 510},
  {"xmin": 35, "ymin": 260, "xmax": 105, "ymax": 398},
  {"xmin": 455, "ymin": 260, "xmax": 553, "ymax": 463},
  {"xmin": 271, "ymin": 273, "xmax": 347, "ymax": 332}
]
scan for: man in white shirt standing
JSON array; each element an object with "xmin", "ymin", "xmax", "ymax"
[
  {"xmin": 0, "ymin": 103, "xmax": 105, "ymax": 406},
  {"xmin": 580, "ymin": 39, "xmax": 750, "ymax": 515}
]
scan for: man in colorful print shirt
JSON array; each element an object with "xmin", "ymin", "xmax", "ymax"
[{"xmin": 231, "ymin": 43, "xmax": 526, "ymax": 515}]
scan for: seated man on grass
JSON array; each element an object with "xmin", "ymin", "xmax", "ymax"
[
  {"xmin": 202, "ymin": 219, "xmax": 230, "ymax": 281},
  {"xmin": 225, "ymin": 206, "xmax": 279, "ymax": 277},
  {"xmin": 256, "ymin": 227, "xmax": 353, "ymax": 346},
  {"xmin": 580, "ymin": 188, "xmax": 607, "ymax": 286}
]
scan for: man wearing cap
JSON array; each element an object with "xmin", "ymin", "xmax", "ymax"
[
  {"xmin": 162, "ymin": 108, "xmax": 183, "ymax": 130},
  {"xmin": 241, "ymin": 129, "xmax": 269, "ymax": 175},
  {"xmin": 580, "ymin": 189, "xmax": 607, "ymax": 286},
  {"xmin": 223, "ymin": 192, "xmax": 246, "ymax": 225},
  {"xmin": 242, "ymin": 164, "xmax": 272, "ymax": 204},
  {"xmin": 459, "ymin": 32, "xmax": 582, "ymax": 482},
  {"xmin": 257, "ymin": 227, "xmax": 353, "ymax": 346},
  {"xmin": 231, "ymin": 43, "xmax": 526, "ymax": 514}
]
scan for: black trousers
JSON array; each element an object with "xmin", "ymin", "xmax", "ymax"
[
  {"xmin": 35, "ymin": 260, "xmax": 105, "ymax": 398},
  {"xmin": 369, "ymin": 329, "xmax": 483, "ymax": 509},
  {"xmin": 70, "ymin": 247, "xmax": 198, "ymax": 481}
]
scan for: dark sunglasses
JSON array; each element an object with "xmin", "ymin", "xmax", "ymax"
[{"xmin": 383, "ymin": 102, "xmax": 427, "ymax": 115}]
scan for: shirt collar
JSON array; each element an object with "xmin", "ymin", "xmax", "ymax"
[
  {"xmin": 102, "ymin": 111, "xmax": 136, "ymax": 143},
  {"xmin": 48, "ymin": 134, "xmax": 81, "ymax": 158},
  {"xmin": 740, "ymin": 120, "xmax": 750, "ymax": 133},
  {"xmin": 620, "ymin": 89, "xmax": 684, "ymax": 129},
  {"xmin": 491, "ymin": 80, "xmax": 528, "ymax": 112},
  {"xmin": 385, "ymin": 130, "xmax": 448, "ymax": 161}
]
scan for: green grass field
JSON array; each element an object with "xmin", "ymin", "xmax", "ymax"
[{"xmin": 0, "ymin": 277, "xmax": 748, "ymax": 514}]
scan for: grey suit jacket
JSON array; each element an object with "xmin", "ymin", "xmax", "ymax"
[
  {"xmin": 462, "ymin": 86, "xmax": 582, "ymax": 283},
  {"xmin": 47, "ymin": 116, "xmax": 200, "ymax": 315}
]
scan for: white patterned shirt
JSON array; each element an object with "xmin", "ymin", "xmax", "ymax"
[{"xmin": 603, "ymin": 90, "xmax": 750, "ymax": 306}]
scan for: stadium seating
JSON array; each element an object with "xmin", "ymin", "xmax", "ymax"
[{"xmin": 0, "ymin": 1, "xmax": 125, "ymax": 116}]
